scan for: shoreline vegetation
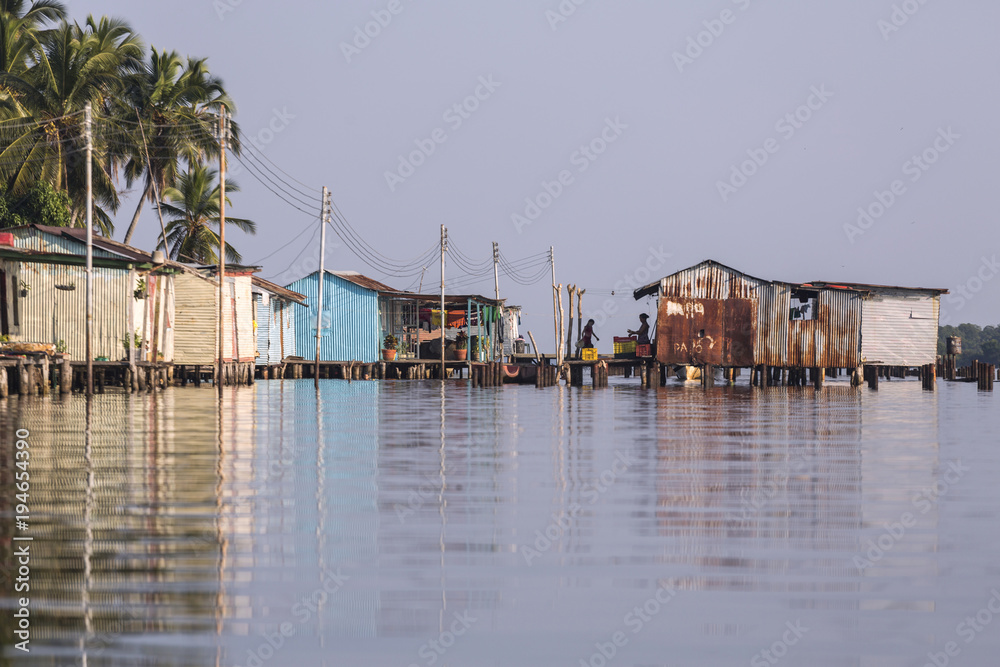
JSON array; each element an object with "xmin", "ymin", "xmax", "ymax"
[{"xmin": 0, "ymin": 0, "xmax": 254, "ymax": 263}]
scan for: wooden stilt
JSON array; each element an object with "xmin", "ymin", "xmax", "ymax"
[{"xmin": 0, "ymin": 366, "xmax": 8, "ymax": 399}]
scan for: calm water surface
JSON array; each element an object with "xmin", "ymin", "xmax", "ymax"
[{"xmin": 2, "ymin": 376, "xmax": 999, "ymax": 666}]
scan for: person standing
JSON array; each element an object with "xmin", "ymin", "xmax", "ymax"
[{"xmin": 628, "ymin": 313, "xmax": 651, "ymax": 345}]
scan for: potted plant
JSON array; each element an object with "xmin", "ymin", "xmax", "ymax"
[
  {"xmin": 470, "ymin": 334, "xmax": 480, "ymax": 361},
  {"xmin": 454, "ymin": 331, "xmax": 468, "ymax": 361},
  {"xmin": 383, "ymin": 334, "xmax": 399, "ymax": 361}
]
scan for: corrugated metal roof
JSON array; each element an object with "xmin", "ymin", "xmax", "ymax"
[
  {"xmin": 803, "ymin": 281, "xmax": 948, "ymax": 295},
  {"xmin": 251, "ymin": 275, "xmax": 306, "ymax": 303},
  {"xmin": 331, "ymin": 270, "xmax": 397, "ymax": 293}
]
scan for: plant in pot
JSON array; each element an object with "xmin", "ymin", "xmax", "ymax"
[
  {"xmin": 454, "ymin": 331, "xmax": 468, "ymax": 361},
  {"xmin": 470, "ymin": 334, "xmax": 480, "ymax": 361},
  {"xmin": 383, "ymin": 334, "xmax": 399, "ymax": 361}
]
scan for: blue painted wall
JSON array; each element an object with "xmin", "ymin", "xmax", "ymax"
[{"xmin": 286, "ymin": 271, "xmax": 380, "ymax": 362}]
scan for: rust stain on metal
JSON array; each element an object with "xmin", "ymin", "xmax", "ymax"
[{"xmin": 656, "ymin": 298, "xmax": 755, "ymax": 366}]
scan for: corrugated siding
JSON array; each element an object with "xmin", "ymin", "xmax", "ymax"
[
  {"xmin": 287, "ymin": 272, "xmax": 379, "ymax": 362},
  {"xmin": 233, "ymin": 276, "xmax": 255, "ymax": 362},
  {"xmin": 787, "ymin": 290, "xmax": 861, "ymax": 368},
  {"xmin": 5, "ymin": 259, "xmax": 129, "ymax": 359},
  {"xmin": 861, "ymin": 292, "xmax": 939, "ymax": 366},
  {"xmin": 10, "ymin": 227, "xmax": 118, "ymax": 258},
  {"xmin": 270, "ymin": 300, "xmax": 290, "ymax": 364},
  {"xmin": 255, "ymin": 293, "xmax": 269, "ymax": 366},
  {"xmin": 755, "ymin": 283, "xmax": 790, "ymax": 366},
  {"xmin": 659, "ymin": 262, "xmax": 789, "ymax": 367},
  {"xmin": 173, "ymin": 272, "xmax": 218, "ymax": 364}
]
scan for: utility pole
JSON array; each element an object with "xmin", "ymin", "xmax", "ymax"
[
  {"xmin": 493, "ymin": 241, "xmax": 501, "ymax": 362},
  {"xmin": 84, "ymin": 102, "xmax": 93, "ymax": 397},
  {"xmin": 217, "ymin": 109, "xmax": 227, "ymax": 399},
  {"xmin": 550, "ymin": 246, "xmax": 557, "ymax": 362},
  {"xmin": 493, "ymin": 242, "xmax": 500, "ymax": 302},
  {"xmin": 315, "ymin": 187, "xmax": 330, "ymax": 389},
  {"xmin": 440, "ymin": 225, "xmax": 447, "ymax": 381}
]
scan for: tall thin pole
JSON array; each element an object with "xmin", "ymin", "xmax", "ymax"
[
  {"xmin": 217, "ymin": 110, "xmax": 227, "ymax": 398},
  {"xmin": 440, "ymin": 225, "xmax": 447, "ymax": 381},
  {"xmin": 493, "ymin": 241, "xmax": 501, "ymax": 362},
  {"xmin": 84, "ymin": 102, "xmax": 93, "ymax": 396},
  {"xmin": 315, "ymin": 187, "xmax": 329, "ymax": 389},
  {"xmin": 493, "ymin": 242, "xmax": 500, "ymax": 302},
  {"xmin": 550, "ymin": 246, "xmax": 557, "ymax": 361}
]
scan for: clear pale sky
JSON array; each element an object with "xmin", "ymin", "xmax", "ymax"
[{"xmin": 83, "ymin": 0, "xmax": 1000, "ymax": 348}]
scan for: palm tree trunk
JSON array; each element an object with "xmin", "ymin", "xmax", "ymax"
[{"xmin": 122, "ymin": 180, "xmax": 153, "ymax": 245}]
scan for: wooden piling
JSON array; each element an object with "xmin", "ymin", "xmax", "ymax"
[
  {"xmin": 0, "ymin": 365, "xmax": 7, "ymax": 399},
  {"xmin": 813, "ymin": 367, "xmax": 823, "ymax": 390}
]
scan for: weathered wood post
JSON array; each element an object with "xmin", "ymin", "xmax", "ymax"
[
  {"xmin": 813, "ymin": 368, "xmax": 824, "ymax": 390},
  {"xmin": 0, "ymin": 365, "xmax": 8, "ymax": 399},
  {"xmin": 17, "ymin": 358, "xmax": 28, "ymax": 396},
  {"xmin": 851, "ymin": 366, "xmax": 862, "ymax": 387}
]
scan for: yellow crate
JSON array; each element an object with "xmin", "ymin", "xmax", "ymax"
[
  {"xmin": 613, "ymin": 339, "xmax": 636, "ymax": 355},
  {"xmin": 581, "ymin": 347, "xmax": 598, "ymax": 361}
]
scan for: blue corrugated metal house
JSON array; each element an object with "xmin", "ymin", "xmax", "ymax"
[
  {"xmin": 252, "ymin": 277, "xmax": 306, "ymax": 366},
  {"xmin": 285, "ymin": 270, "xmax": 395, "ymax": 363}
]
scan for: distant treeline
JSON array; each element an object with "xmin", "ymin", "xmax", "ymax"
[{"xmin": 938, "ymin": 324, "xmax": 1000, "ymax": 366}]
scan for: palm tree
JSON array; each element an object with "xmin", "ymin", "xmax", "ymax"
[
  {"xmin": 160, "ymin": 164, "xmax": 255, "ymax": 264},
  {"xmin": 0, "ymin": 14, "xmax": 142, "ymax": 233},
  {"xmin": 0, "ymin": 0, "xmax": 66, "ymax": 75},
  {"xmin": 118, "ymin": 48, "xmax": 235, "ymax": 246}
]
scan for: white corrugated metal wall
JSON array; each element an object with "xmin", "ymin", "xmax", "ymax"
[
  {"xmin": 861, "ymin": 292, "xmax": 940, "ymax": 366},
  {"xmin": 173, "ymin": 272, "xmax": 218, "ymax": 364},
  {"xmin": 5, "ymin": 259, "xmax": 129, "ymax": 360},
  {"xmin": 254, "ymin": 293, "xmax": 269, "ymax": 366}
]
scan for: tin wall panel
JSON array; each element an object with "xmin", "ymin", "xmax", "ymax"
[
  {"xmin": 232, "ymin": 276, "xmax": 255, "ymax": 362},
  {"xmin": 287, "ymin": 271, "xmax": 380, "ymax": 362},
  {"xmin": 754, "ymin": 283, "xmax": 790, "ymax": 367},
  {"xmin": 861, "ymin": 292, "xmax": 939, "ymax": 366},
  {"xmin": 7, "ymin": 260, "xmax": 129, "ymax": 359},
  {"xmin": 255, "ymin": 293, "xmax": 269, "ymax": 366},
  {"xmin": 173, "ymin": 272, "xmax": 218, "ymax": 364},
  {"xmin": 656, "ymin": 298, "xmax": 755, "ymax": 366}
]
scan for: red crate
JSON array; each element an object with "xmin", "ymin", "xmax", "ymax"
[{"xmin": 636, "ymin": 344, "xmax": 652, "ymax": 358}]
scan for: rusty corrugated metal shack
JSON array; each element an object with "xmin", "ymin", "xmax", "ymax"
[{"xmin": 634, "ymin": 260, "xmax": 945, "ymax": 370}]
